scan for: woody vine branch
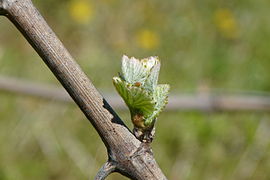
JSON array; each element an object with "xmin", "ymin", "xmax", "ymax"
[{"xmin": 0, "ymin": 0, "xmax": 167, "ymax": 179}]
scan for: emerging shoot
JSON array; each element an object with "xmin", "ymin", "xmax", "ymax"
[{"xmin": 113, "ymin": 55, "xmax": 169, "ymax": 142}]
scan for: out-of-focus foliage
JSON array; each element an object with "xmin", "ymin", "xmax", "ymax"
[{"xmin": 0, "ymin": 0, "xmax": 270, "ymax": 179}]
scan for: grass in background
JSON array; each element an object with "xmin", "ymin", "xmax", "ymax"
[
  {"xmin": 0, "ymin": 0, "xmax": 270, "ymax": 179},
  {"xmin": 0, "ymin": 95, "xmax": 269, "ymax": 180}
]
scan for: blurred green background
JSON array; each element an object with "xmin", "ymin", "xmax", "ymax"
[{"xmin": 0, "ymin": 0, "xmax": 270, "ymax": 179}]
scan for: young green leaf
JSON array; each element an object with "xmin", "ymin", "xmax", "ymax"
[
  {"xmin": 113, "ymin": 55, "xmax": 169, "ymax": 142},
  {"xmin": 113, "ymin": 77, "xmax": 155, "ymax": 118}
]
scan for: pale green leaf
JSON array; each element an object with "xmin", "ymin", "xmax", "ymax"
[
  {"xmin": 153, "ymin": 84, "xmax": 170, "ymax": 112},
  {"xmin": 113, "ymin": 77, "xmax": 155, "ymax": 116},
  {"xmin": 121, "ymin": 55, "xmax": 148, "ymax": 84},
  {"xmin": 144, "ymin": 84, "xmax": 170, "ymax": 126},
  {"xmin": 144, "ymin": 58, "xmax": 160, "ymax": 91}
]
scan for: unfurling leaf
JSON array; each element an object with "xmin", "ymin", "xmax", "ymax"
[{"xmin": 113, "ymin": 55, "xmax": 169, "ymax": 142}]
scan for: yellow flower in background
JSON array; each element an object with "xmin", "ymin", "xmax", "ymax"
[
  {"xmin": 136, "ymin": 29, "xmax": 160, "ymax": 50},
  {"xmin": 100, "ymin": 0, "xmax": 117, "ymax": 4},
  {"xmin": 69, "ymin": 0, "xmax": 94, "ymax": 24},
  {"xmin": 214, "ymin": 8, "xmax": 239, "ymax": 39}
]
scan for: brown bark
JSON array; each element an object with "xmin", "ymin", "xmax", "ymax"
[{"xmin": 0, "ymin": 0, "xmax": 167, "ymax": 179}]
